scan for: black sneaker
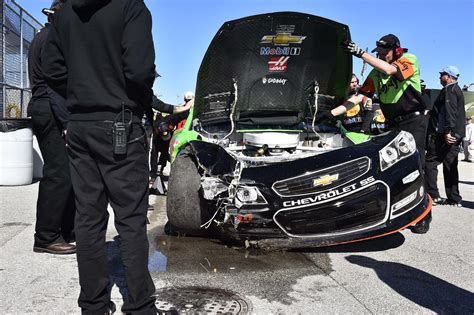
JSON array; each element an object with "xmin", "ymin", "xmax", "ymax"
[
  {"xmin": 442, "ymin": 199, "xmax": 463, "ymax": 207},
  {"xmin": 431, "ymin": 197, "xmax": 446, "ymax": 206},
  {"xmin": 410, "ymin": 212, "xmax": 432, "ymax": 234}
]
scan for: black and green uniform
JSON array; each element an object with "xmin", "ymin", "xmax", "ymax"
[{"xmin": 359, "ymin": 53, "xmax": 427, "ymax": 166}]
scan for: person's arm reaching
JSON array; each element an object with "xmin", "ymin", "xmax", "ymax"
[{"xmin": 342, "ymin": 41, "xmax": 399, "ymax": 76}]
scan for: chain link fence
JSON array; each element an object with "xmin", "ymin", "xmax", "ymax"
[{"xmin": 1, "ymin": 0, "xmax": 42, "ymax": 118}]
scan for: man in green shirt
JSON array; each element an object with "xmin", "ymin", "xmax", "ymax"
[{"xmin": 342, "ymin": 34, "xmax": 431, "ymax": 233}]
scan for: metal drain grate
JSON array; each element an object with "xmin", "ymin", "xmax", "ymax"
[{"xmin": 154, "ymin": 287, "xmax": 251, "ymax": 314}]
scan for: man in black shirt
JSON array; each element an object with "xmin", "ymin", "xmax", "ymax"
[
  {"xmin": 42, "ymin": 0, "xmax": 157, "ymax": 313},
  {"xmin": 424, "ymin": 66, "xmax": 466, "ymax": 207},
  {"xmin": 28, "ymin": 0, "xmax": 75, "ymax": 255}
]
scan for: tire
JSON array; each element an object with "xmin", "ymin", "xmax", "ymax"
[{"xmin": 166, "ymin": 148, "xmax": 209, "ymax": 235}]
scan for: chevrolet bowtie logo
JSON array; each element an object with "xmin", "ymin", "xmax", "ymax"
[
  {"xmin": 313, "ymin": 174, "xmax": 339, "ymax": 187},
  {"xmin": 260, "ymin": 33, "xmax": 306, "ymax": 46}
]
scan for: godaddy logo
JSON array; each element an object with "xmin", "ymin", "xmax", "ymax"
[{"xmin": 262, "ymin": 77, "xmax": 288, "ymax": 85}]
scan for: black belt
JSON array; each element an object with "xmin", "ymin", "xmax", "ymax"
[{"xmin": 393, "ymin": 111, "xmax": 422, "ymax": 123}]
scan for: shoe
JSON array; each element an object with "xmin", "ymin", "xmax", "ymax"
[
  {"xmin": 105, "ymin": 301, "xmax": 116, "ymax": 315},
  {"xmin": 410, "ymin": 212, "xmax": 432, "ymax": 234},
  {"xmin": 442, "ymin": 199, "xmax": 463, "ymax": 207},
  {"xmin": 431, "ymin": 197, "xmax": 446, "ymax": 206},
  {"xmin": 164, "ymin": 221, "xmax": 179, "ymax": 236},
  {"xmin": 33, "ymin": 242, "xmax": 76, "ymax": 254}
]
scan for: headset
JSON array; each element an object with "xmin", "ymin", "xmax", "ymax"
[
  {"xmin": 394, "ymin": 46, "xmax": 405, "ymax": 59},
  {"xmin": 375, "ymin": 40, "xmax": 406, "ymax": 60}
]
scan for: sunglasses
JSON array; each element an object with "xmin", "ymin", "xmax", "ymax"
[{"xmin": 375, "ymin": 40, "xmax": 394, "ymax": 49}]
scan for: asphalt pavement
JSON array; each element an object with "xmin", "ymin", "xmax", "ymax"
[{"xmin": 0, "ymin": 158, "xmax": 473, "ymax": 314}]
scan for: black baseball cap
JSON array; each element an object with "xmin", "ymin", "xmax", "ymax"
[{"xmin": 372, "ymin": 34, "xmax": 402, "ymax": 54}]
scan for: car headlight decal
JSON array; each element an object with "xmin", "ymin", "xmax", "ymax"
[
  {"xmin": 235, "ymin": 186, "xmax": 268, "ymax": 207},
  {"xmin": 379, "ymin": 131, "xmax": 417, "ymax": 171},
  {"xmin": 236, "ymin": 187, "xmax": 258, "ymax": 202},
  {"xmin": 402, "ymin": 170, "xmax": 420, "ymax": 184}
]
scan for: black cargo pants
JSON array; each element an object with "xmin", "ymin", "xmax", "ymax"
[
  {"xmin": 67, "ymin": 120, "xmax": 156, "ymax": 314},
  {"xmin": 31, "ymin": 99, "xmax": 75, "ymax": 246},
  {"xmin": 424, "ymin": 133, "xmax": 462, "ymax": 202}
]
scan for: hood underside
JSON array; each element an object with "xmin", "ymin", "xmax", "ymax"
[{"xmin": 194, "ymin": 12, "xmax": 352, "ymax": 129}]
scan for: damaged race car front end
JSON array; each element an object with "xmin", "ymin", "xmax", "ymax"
[{"xmin": 166, "ymin": 12, "xmax": 432, "ymax": 248}]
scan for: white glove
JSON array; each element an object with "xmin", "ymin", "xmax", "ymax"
[{"xmin": 342, "ymin": 40, "xmax": 365, "ymax": 58}]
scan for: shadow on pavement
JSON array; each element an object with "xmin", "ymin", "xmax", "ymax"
[
  {"xmin": 459, "ymin": 180, "xmax": 473, "ymax": 186},
  {"xmin": 460, "ymin": 200, "xmax": 474, "ymax": 209},
  {"xmin": 106, "ymin": 236, "xmax": 129, "ymax": 303},
  {"xmin": 293, "ymin": 232, "xmax": 405, "ymax": 253},
  {"xmin": 346, "ymin": 255, "xmax": 474, "ymax": 314}
]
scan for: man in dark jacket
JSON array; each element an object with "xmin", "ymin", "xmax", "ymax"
[
  {"xmin": 42, "ymin": 0, "xmax": 157, "ymax": 313},
  {"xmin": 424, "ymin": 65, "xmax": 466, "ymax": 207},
  {"xmin": 28, "ymin": 0, "xmax": 75, "ymax": 255}
]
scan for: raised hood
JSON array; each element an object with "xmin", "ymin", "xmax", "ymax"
[{"xmin": 194, "ymin": 12, "xmax": 352, "ymax": 128}]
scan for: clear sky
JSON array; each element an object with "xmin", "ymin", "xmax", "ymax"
[{"xmin": 17, "ymin": 0, "xmax": 474, "ymax": 104}]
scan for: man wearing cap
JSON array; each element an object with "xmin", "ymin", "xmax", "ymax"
[
  {"xmin": 342, "ymin": 34, "xmax": 430, "ymax": 233},
  {"xmin": 424, "ymin": 66, "xmax": 466, "ymax": 207},
  {"xmin": 27, "ymin": 0, "xmax": 75, "ymax": 255}
]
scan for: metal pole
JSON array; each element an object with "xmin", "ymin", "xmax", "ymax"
[
  {"xmin": 19, "ymin": 6, "xmax": 23, "ymax": 89},
  {"xmin": 19, "ymin": 6, "xmax": 24, "ymax": 116},
  {"xmin": 2, "ymin": 0, "xmax": 6, "ymax": 118}
]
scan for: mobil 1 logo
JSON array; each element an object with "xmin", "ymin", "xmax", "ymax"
[{"xmin": 260, "ymin": 46, "xmax": 301, "ymax": 56}]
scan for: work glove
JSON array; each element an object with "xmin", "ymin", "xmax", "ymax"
[{"xmin": 342, "ymin": 40, "xmax": 365, "ymax": 58}]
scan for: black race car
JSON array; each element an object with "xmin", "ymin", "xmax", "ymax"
[{"xmin": 166, "ymin": 12, "xmax": 432, "ymax": 248}]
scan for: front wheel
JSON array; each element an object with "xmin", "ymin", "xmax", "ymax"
[{"xmin": 166, "ymin": 148, "xmax": 209, "ymax": 235}]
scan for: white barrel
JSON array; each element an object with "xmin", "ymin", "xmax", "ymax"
[{"xmin": 0, "ymin": 121, "xmax": 33, "ymax": 186}]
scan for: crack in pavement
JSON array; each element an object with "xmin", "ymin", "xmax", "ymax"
[{"xmin": 301, "ymin": 253, "xmax": 374, "ymax": 314}]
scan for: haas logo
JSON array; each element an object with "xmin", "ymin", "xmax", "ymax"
[{"xmin": 268, "ymin": 56, "xmax": 289, "ymax": 72}]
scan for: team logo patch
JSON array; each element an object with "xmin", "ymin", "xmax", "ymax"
[{"xmin": 268, "ymin": 56, "xmax": 289, "ymax": 72}]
